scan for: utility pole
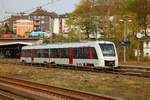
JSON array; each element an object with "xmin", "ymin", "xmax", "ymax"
[
  {"xmin": 123, "ymin": 18, "xmax": 127, "ymax": 63},
  {"xmin": 120, "ymin": 16, "xmax": 132, "ymax": 63}
]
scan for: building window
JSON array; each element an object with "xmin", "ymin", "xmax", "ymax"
[
  {"xmin": 34, "ymin": 16, "xmax": 37, "ymax": 19},
  {"xmin": 41, "ymin": 21, "xmax": 45, "ymax": 24},
  {"xmin": 146, "ymin": 52, "xmax": 149, "ymax": 56},
  {"xmin": 146, "ymin": 41, "xmax": 149, "ymax": 49},
  {"xmin": 41, "ymin": 16, "xmax": 45, "ymax": 19}
]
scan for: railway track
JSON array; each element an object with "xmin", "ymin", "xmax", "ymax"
[
  {"xmin": 0, "ymin": 89, "xmax": 31, "ymax": 100},
  {"xmin": 114, "ymin": 65, "xmax": 150, "ymax": 78},
  {"xmin": 0, "ymin": 59, "xmax": 150, "ymax": 78},
  {"xmin": 0, "ymin": 77, "xmax": 123, "ymax": 100}
]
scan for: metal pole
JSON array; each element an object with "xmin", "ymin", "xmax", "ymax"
[
  {"xmin": 137, "ymin": 39, "xmax": 140, "ymax": 62},
  {"xmin": 123, "ymin": 19, "xmax": 127, "ymax": 63}
]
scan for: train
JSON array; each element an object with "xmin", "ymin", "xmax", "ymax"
[{"xmin": 20, "ymin": 41, "xmax": 118, "ymax": 68}]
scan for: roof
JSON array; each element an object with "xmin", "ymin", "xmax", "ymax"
[
  {"xmin": 22, "ymin": 41, "xmax": 114, "ymax": 49},
  {"xmin": 30, "ymin": 8, "xmax": 58, "ymax": 18},
  {"xmin": 3, "ymin": 15, "xmax": 28, "ymax": 22},
  {"xmin": 0, "ymin": 42, "xmax": 32, "ymax": 46},
  {"xmin": 59, "ymin": 13, "xmax": 69, "ymax": 18}
]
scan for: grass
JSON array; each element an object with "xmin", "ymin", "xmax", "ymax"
[{"xmin": 0, "ymin": 63, "xmax": 150, "ymax": 100}]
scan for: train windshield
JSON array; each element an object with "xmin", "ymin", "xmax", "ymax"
[{"xmin": 99, "ymin": 43, "xmax": 116, "ymax": 57}]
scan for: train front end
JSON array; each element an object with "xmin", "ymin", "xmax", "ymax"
[{"xmin": 97, "ymin": 42, "xmax": 118, "ymax": 68}]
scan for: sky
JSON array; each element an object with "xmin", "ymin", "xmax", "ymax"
[{"xmin": 0, "ymin": 0, "xmax": 81, "ymax": 20}]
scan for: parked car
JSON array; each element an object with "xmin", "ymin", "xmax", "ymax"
[
  {"xmin": 0, "ymin": 33, "xmax": 16, "ymax": 38},
  {"xmin": 29, "ymin": 31, "xmax": 50, "ymax": 38}
]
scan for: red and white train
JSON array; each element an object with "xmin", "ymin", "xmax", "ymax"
[{"xmin": 20, "ymin": 41, "xmax": 118, "ymax": 68}]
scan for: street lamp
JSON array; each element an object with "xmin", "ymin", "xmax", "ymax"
[{"xmin": 120, "ymin": 17, "xmax": 132, "ymax": 63}]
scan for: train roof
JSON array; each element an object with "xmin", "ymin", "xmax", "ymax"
[{"xmin": 22, "ymin": 41, "xmax": 114, "ymax": 49}]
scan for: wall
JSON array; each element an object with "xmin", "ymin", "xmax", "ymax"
[{"xmin": 16, "ymin": 20, "xmax": 33, "ymax": 37}]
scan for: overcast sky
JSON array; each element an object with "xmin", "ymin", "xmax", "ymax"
[{"xmin": 0, "ymin": 0, "xmax": 81, "ymax": 20}]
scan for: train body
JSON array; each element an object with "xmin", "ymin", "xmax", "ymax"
[{"xmin": 20, "ymin": 41, "xmax": 118, "ymax": 68}]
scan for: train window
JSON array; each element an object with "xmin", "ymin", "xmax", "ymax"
[
  {"xmin": 66, "ymin": 48, "xmax": 69, "ymax": 58},
  {"xmin": 74, "ymin": 48, "xmax": 78, "ymax": 58},
  {"xmin": 50, "ymin": 49, "xmax": 53, "ymax": 58},
  {"xmin": 27, "ymin": 50, "xmax": 31, "ymax": 57},
  {"xmin": 50, "ymin": 49, "xmax": 55, "ymax": 58},
  {"xmin": 99, "ymin": 44, "xmax": 115, "ymax": 57},
  {"xmin": 77, "ymin": 48, "xmax": 82, "ymax": 58},
  {"xmin": 84, "ymin": 47, "xmax": 90, "ymax": 59},
  {"xmin": 50, "ymin": 48, "xmax": 69, "ymax": 58},
  {"xmin": 74, "ymin": 47, "xmax": 89, "ymax": 59},
  {"xmin": 22, "ymin": 50, "xmax": 31, "ymax": 57},
  {"xmin": 35, "ymin": 49, "xmax": 41, "ymax": 57},
  {"xmin": 90, "ymin": 47, "xmax": 98, "ymax": 59},
  {"xmin": 21, "ymin": 50, "xmax": 26, "ymax": 57},
  {"xmin": 59, "ymin": 48, "xmax": 64, "ymax": 58},
  {"xmin": 50, "ymin": 48, "xmax": 59, "ymax": 58},
  {"xmin": 49, "ymin": 47, "xmax": 97, "ymax": 59},
  {"xmin": 81, "ymin": 48, "xmax": 85, "ymax": 59},
  {"xmin": 59, "ymin": 48, "xmax": 69, "ymax": 58},
  {"xmin": 42, "ymin": 49, "xmax": 49, "ymax": 58},
  {"xmin": 33, "ymin": 49, "xmax": 49, "ymax": 58}
]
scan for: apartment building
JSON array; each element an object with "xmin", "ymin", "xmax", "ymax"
[
  {"xmin": 1, "ymin": 15, "xmax": 29, "ymax": 32},
  {"xmin": 29, "ymin": 7, "xmax": 58, "ymax": 33},
  {"xmin": 1, "ymin": 7, "xmax": 69, "ymax": 37},
  {"xmin": 59, "ymin": 14, "xmax": 69, "ymax": 34}
]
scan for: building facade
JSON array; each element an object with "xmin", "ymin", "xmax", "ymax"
[
  {"xmin": 29, "ymin": 7, "xmax": 59, "ymax": 34},
  {"xmin": 59, "ymin": 14, "xmax": 69, "ymax": 34},
  {"xmin": 1, "ymin": 16, "xmax": 29, "ymax": 32},
  {"xmin": 1, "ymin": 7, "xmax": 69, "ymax": 37},
  {"xmin": 141, "ymin": 37, "xmax": 150, "ymax": 58},
  {"xmin": 16, "ymin": 19, "xmax": 34, "ymax": 37}
]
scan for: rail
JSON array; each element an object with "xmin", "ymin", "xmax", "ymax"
[
  {"xmin": 0, "ymin": 77, "xmax": 123, "ymax": 100},
  {"xmin": 0, "ymin": 58, "xmax": 150, "ymax": 78}
]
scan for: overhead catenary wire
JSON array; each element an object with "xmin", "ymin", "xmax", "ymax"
[
  {"xmin": 14, "ymin": 0, "xmax": 61, "ymax": 15},
  {"xmin": 1, "ymin": 0, "xmax": 61, "ymax": 21}
]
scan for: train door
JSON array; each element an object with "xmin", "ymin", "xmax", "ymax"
[
  {"xmin": 31, "ymin": 49, "xmax": 34, "ymax": 63},
  {"xmin": 69, "ymin": 48, "xmax": 74, "ymax": 64}
]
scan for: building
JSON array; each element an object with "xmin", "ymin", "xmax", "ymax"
[
  {"xmin": 0, "ymin": 42, "xmax": 32, "ymax": 58},
  {"xmin": 29, "ymin": 7, "xmax": 59, "ymax": 34},
  {"xmin": 1, "ymin": 7, "xmax": 69, "ymax": 37},
  {"xmin": 59, "ymin": 14, "xmax": 69, "ymax": 34},
  {"xmin": 1, "ymin": 15, "xmax": 29, "ymax": 32},
  {"xmin": 16, "ymin": 19, "xmax": 34, "ymax": 37},
  {"xmin": 141, "ymin": 37, "xmax": 150, "ymax": 58}
]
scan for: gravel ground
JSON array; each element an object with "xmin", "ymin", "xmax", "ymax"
[{"xmin": 0, "ymin": 63, "xmax": 150, "ymax": 100}]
